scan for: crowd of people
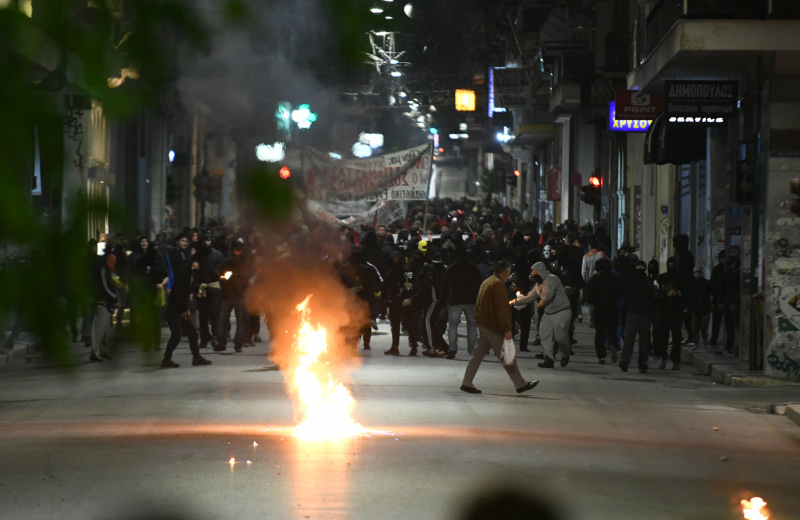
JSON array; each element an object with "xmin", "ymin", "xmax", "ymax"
[{"xmin": 3, "ymin": 197, "xmax": 743, "ymax": 377}]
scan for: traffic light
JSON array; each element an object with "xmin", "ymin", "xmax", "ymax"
[
  {"xmin": 791, "ymin": 178, "xmax": 800, "ymax": 215},
  {"xmin": 580, "ymin": 175, "xmax": 601, "ymax": 207},
  {"xmin": 507, "ymin": 169, "xmax": 520, "ymax": 187},
  {"xmin": 279, "ymin": 166, "xmax": 291, "ymax": 180}
]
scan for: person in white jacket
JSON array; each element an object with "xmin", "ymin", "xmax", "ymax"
[{"xmin": 510, "ymin": 262, "xmax": 573, "ymax": 368}]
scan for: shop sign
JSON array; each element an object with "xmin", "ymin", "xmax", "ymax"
[
  {"xmin": 608, "ymin": 102, "xmax": 652, "ymax": 132},
  {"xmin": 665, "ymin": 80, "xmax": 737, "ymax": 119},
  {"xmin": 614, "ymin": 90, "xmax": 663, "ymax": 120}
]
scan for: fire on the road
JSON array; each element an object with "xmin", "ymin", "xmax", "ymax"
[
  {"xmin": 288, "ymin": 295, "xmax": 364, "ymax": 441},
  {"xmin": 741, "ymin": 497, "xmax": 769, "ymax": 519}
]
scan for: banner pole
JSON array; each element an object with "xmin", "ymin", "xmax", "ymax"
[{"xmin": 422, "ymin": 142, "xmax": 434, "ymax": 232}]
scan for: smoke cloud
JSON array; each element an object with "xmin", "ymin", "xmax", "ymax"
[{"xmin": 244, "ymin": 223, "xmax": 370, "ymax": 390}]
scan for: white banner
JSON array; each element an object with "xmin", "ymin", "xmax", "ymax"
[
  {"xmin": 304, "ymin": 143, "xmax": 432, "ymax": 201},
  {"xmin": 307, "ymin": 199, "xmax": 408, "ymax": 229}
]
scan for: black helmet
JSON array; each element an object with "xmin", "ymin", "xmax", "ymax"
[{"xmin": 231, "ymin": 237, "xmax": 246, "ymax": 251}]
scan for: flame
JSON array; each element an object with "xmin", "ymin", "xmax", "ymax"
[
  {"xmin": 741, "ymin": 497, "xmax": 769, "ymax": 520},
  {"xmin": 289, "ymin": 295, "xmax": 364, "ymax": 441},
  {"xmin": 223, "ymin": 271, "xmax": 233, "ymax": 280}
]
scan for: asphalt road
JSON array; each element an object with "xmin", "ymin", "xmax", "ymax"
[
  {"xmin": 1, "ymin": 315, "xmax": 799, "ymax": 520},
  {"xmin": 433, "ymin": 161, "xmax": 468, "ymax": 200}
]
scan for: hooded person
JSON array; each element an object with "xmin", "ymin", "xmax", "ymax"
[
  {"xmin": 160, "ymin": 235, "xmax": 212, "ymax": 368},
  {"xmin": 88, "ymin": 252, "xmax": 120, "ymax": 362},
  {"xmin": 420, "ymin": 252, "xmax": 450, "ymax": 357},
  {"xmin": 216, "ymin": 238, "xmax": 253, "ymax": 353},
  {"xmin": 620, "ymin": 260, "xmax": 656, "ymax": 373},
  {"xmin": 511, "ymin": 261, "xmax": 572, "ymax": 368},
  {"xmin": 192, "ymin": 234, "xmax": 224, "ymax": 349},
  {"xmin": 653, "ymin": 256, "xmax": 686, "ymax": 370},
  {"xmin": 382, "ymin": 249, "xmax": 419, "ymax": 355},
  {"xmin": 339, "ymin": 246, "xmax": 381, "ymax": 351},
  {"xmin": 584, "ymin": 257, "xmax": 621, "ymax": 364}
]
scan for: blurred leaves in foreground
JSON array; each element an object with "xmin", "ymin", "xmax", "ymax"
[{"xmin": 1, "ymin": 0, "xmax": 374, "ymax": 367}]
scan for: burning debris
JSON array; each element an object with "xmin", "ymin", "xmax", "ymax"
[
  {"xmin": 286, "ymin": 295, "xmax": 365, "ymax": 441},
  {"xmin": 741, "ymin": 497, "xmax": 769, "ymax": 520}
]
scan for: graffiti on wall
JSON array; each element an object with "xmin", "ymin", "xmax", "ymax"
[{"xmin": 767, "ymin": 350, "xmax": 800, "ymax": 378}]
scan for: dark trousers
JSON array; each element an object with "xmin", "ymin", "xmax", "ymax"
[
  {"xmin": 683, "ymin": 310, "xmax": 693, "ymax": 342},
  {"xmin": 654, "ymin": 308, "xmax": 682, "ymax": 362},
  {"xmin": 164, "ymin": 302, "xmax": 199, "ymax": 359},
  {"xmin": 568, "ymin": 290, "xmax": 580, "ymax": 338},
  {"xmin": 218, "ymin": 297, "xmax": 247, "ymax": 350},
  {"xmin": 709, "ymin": 307, "xmax": 723, "ymax": 344},
  {"xmin": 724, "ymin": 306, "xmax": 739, "ymax": 352},
  {"xmin": 197, "ymin": 287, "xmax": 222, "ymax": 344},
  {"xmin": 389, "ymin": 303, "xmax": 418, "ymax": 349},
  {"xmin": 517, "ymin": 304, "xmax": 532, "ymax": 349},
  {"xmin": 621, "ymin": 311, "xmax": 652, "ymax": 369},
  {"xmin": 248, "ymin": 313, "xmax": 261, "ymax": 340},
  {"xmin": 358, "ymin": 324, "xmax": 372, "ymax": 349},
  {"xmin": 423, "ymin": 302, "xmax": 448, "ymax": 352},
  {"xmin": 593, "ymin": 304, "xmax": 619, "ymax": 359}
]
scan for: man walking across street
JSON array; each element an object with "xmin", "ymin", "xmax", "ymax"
[{"xmin": 460, "ymin": 261, "xmax": 539, "ymax": 395}]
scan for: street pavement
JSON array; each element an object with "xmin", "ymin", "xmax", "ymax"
[{"xmin": 1, "ymin": 312, "xmax": 800, "ymax": 520}]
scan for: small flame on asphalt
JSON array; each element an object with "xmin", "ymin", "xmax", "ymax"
[{"xmin": 741, "ymin": 497, "xmax": 769, "ymax": 520}]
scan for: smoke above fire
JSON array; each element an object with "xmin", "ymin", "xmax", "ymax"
[
  {"xmin": 244, "ymin": 223, "xmax": 371, "ymax": 409},
  {"xmin": 172, "ymin": 0, "xmax": 365, "ymax": 151}
]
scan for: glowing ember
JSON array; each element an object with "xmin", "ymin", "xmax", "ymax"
[
  {"xmin": 741, "ymin": 497, "xmax": 769, "ymax": 520},
  {"xmin": 289, "ymin": 295, "xmax": 365, "ymax": 441}
]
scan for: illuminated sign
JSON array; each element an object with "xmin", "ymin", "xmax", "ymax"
[
  {"xmin": 615, "ymin": 90, "xmax": 663, "ymax": 120},
  {"xmin": 455, "ymin": 89, "xmax": 476, "ymax": 111},
  {"xmin": 668, "ymin": 116, "xmax": 725, "ymax": 124},
  {"xmin": 608, "ymin": 101, "xmax": 651, "ymax": 132}
]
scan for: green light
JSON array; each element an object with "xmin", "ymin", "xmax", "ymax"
[{"xmin": 292, "ymin": 104, "xmax": 318, "ymax": 130}]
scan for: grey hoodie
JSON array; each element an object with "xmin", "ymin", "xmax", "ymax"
[{"xmin": 528, "ymin": 261, "xmax": 571, "ymax": 315}]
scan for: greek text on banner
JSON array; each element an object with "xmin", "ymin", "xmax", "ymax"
[{"xmin": 304, "ymin": 143, "xmax": 432, "ymax": 201}]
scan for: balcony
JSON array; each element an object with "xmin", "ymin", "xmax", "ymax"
[{"xmin": 628, "ymin": 0, "xmax": 800, "ymax": 92}]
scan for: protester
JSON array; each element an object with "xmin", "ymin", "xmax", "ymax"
[
  {"xmin": 686, "ymin": 269, "xmax": 712, "ymax": 347},
  {"xmin": 619, "ymin": 260, "xmax": 655, "ymax": 373},
  {"xmin": 89, "ymin": 252, "xmax": 119, "ymax": 362},
  {"xmin": 217, "ymin": 238, "xmax": 252, "ymax": 353},
  {"xmin": 441, "ymin": 245, "xmax": 482, "ymax": 358},
  {"xmin": 512, "ymin": 262, "xmax": 572, "ymax": 368},
  {"xmin": 653, "ymin": 257, "xmax": 686, "ymax": 370},
  {"xmin": 585, "ymin": 257, "xmax": 620, "ymax": 364},
  {"xmin": 161, "ymin": 236, "xmax": 212, "ymax": 368}
]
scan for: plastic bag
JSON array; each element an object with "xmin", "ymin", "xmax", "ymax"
[
  {"xmin": 154, "ymin": 285, "xmax": 166, "ymax": 307},
  {"xmin": 501, "ymin": 337, "xmax": 516, "ymax": 366}
]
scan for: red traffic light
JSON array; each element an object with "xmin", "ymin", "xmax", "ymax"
[
  {"xmin": 279, "ymin": 166, "xmax": 291, "ymax": 179},
  {"xmin": 514, "ymin": 169, "xmax": 521, "ymax": 177},
  {"xmin": 589, "ymin": 175, "xmax": 601, "ymax": 187}
]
